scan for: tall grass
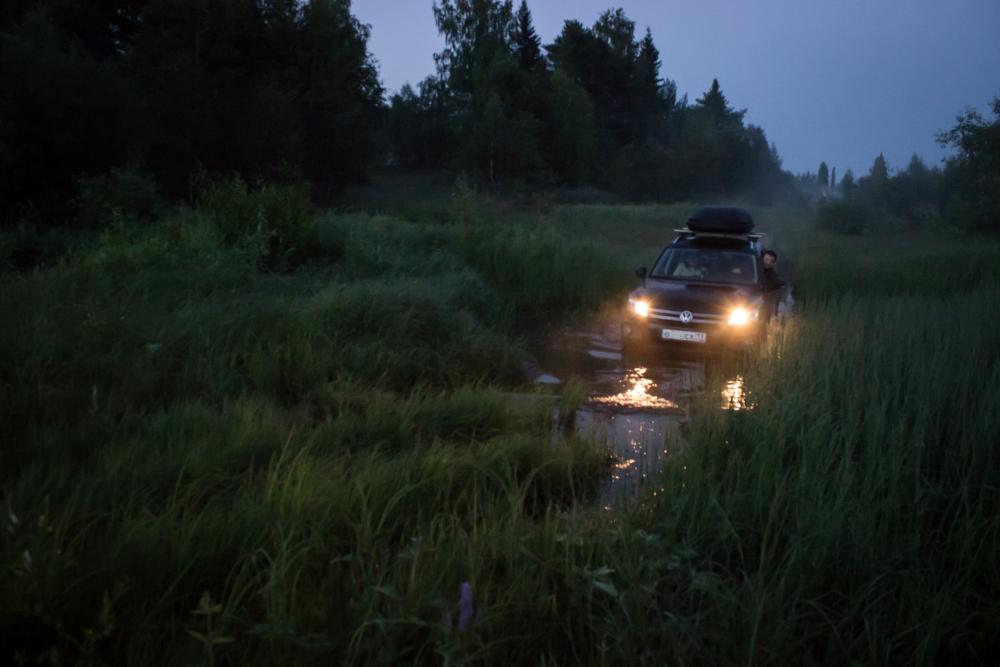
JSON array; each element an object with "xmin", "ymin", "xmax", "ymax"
[
  {"xmin": 1, "ymin": 206, "xmax": 632, "ymax": 465},
  {"xmin": 794, "ymin": 234, "xmax": 1000, "ymax": 301},
  {"xmin": 3, "ymin": 197, "xmax": 999, "ymax": 663},
  {"xmin": 620, "ymin": 230, "xmax": 1000, "ymax": 663},
  {"xmin": 3, "ymin": 413, "xmax": 610, "ymax": 664},
  {"xmin": 1, "ymin": 198, "xmax": 629, "ymax": 663}
]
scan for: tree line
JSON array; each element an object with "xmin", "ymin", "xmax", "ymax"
[
  {"xmin": 387, "ymin": 1, "xmax": 791, "ymax": 202},
  {"xmin": 807, "ymin": 97, "xmax": 1000, "ymax": 235},
  {"xmin": 1, "ymin": 0, "xmax": 997, "ymax": 232},
  {"xmin": 0, "ymin": 0, "xmax": 793, "ymax": 222},
  {"xmin": 1, "ymin": 0, "xmax": 381, "ymax": 220}
]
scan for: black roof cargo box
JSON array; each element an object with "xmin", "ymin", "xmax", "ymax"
[{"xmin": 687, "ymin": 206, "xmax": 754, "ymax": 234}]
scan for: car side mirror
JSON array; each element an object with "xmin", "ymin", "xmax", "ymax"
[{"xmin": 634, "ymin": 266, "xmax": 647, "ymax": 279}]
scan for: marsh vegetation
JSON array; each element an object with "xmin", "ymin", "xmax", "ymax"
[
  {"xmin": 4, "ymin": 0, "xmax": 1000, "ymax": 663},
  {"xmin": 4, "ymin": 186, "xmax": 1000, "ymax": 663}
]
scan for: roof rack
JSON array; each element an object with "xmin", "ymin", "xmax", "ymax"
[{"xmin": 673, "ymin": 229, "xmax": 766, "ymax": 240}]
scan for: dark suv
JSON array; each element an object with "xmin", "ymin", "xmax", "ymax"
[{"xmin": 622, "ymin": 207, "xmax": 778, "ymax": 350}]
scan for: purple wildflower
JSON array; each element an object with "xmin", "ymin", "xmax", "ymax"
[{"xmin": 457, "ymin": 581, "xmax": 474, "ymax": 631}]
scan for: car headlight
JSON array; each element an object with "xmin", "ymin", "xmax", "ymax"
[
  {"xmin": 728, "ymin": 307, "xmax": 752, "ymax": 325},
  {"xmin": 630, "ymin": 298, "xmax": 649, "ymax": 318}
]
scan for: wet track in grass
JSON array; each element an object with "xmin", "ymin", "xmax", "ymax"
[{"xmin": 531, "ymin": 317, "xmax": 753, "ymax": 507}]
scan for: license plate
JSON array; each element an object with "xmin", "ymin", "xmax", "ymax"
[{"xmin": 662, "ymin": 328, "xmax": 706, "ymax": 343}]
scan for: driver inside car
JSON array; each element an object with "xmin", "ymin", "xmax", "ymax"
[{"xmin": 673, "ymin": 253, "xmax": 707, "ymax": 278}]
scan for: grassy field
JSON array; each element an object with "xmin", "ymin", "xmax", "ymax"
[{"xmin": 3, "ymin": 187, "xmax": 1000, "ymax": 664}]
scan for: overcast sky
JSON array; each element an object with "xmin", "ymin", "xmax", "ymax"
[{"xmin": 353, "ymin": 0, "xmax": 1000, "ymax": 178}]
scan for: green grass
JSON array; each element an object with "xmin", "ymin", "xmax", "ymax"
[
  {"xmin": 640, "ymin": 285, "xmax": 1000, "ymax": 662},
  {"xmin": 548, "ymin": 201, "xmax": 813, "ymax": 273},
  {"xmin": 794, "ymin": 230, "xmax": 1000, "ymax": 301},
  {"xmin": 0, "ymin": 198, "xmax": 628, "ymax": 663},
  {"xmin": 3, "ymin": 191, "xmax": 1000, "ymax": 663}
]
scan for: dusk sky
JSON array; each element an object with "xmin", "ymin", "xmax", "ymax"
[{"xmin": 353, "ymin": 0, "xmax": 1000, "ymax": 178}]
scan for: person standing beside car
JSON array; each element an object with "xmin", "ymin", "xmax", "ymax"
[
  {"xmin": 762, "ymin": 250, "xmax": 784, "ymax": 290},
  {"xmin": 761, "ymin": 249, "xmax": 785, "ymax": 317}
]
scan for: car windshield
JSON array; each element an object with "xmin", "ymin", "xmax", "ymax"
[{"xmin": 652, "ymin": 248, "xmax": 758, "ymax": 285}]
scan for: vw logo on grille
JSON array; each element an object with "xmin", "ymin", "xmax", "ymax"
[{"xmin": 679, "ymin": 310, "xmax": 694, "ymax": 323}]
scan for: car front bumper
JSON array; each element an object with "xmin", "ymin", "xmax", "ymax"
[{"xmin": 622, "ymin": 311, "xmax": 763, "ymax": 349}]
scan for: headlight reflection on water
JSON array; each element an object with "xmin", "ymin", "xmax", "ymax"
[
  {"xmin": 590, "ymin": 367, "xmax": 679, "ymax": 411},
  {"xmin": 721, "ymin": 375, "xmax": 754, "ymax": 411}
]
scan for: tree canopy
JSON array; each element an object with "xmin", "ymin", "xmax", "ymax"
[
  {"xmin": 937, "ymin": 97, "xmax": 1000, "ymax": 231},
  {"xmin": 1, "ymin": 0, "xmax": 382, "ymax": 219},
  {"xmin": 387, "ymin": 2, "xmax": 788, "ymax": 201},
  {"xmin": 7, "ymin": 0, "xmax": 989, "ymax": 228}
]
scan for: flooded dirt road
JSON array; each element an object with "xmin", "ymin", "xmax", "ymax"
[{"xmin": 531, "ymin": 317, "xmax": 752, "ymax": 507}]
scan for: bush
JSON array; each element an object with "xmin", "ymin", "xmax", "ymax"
[
  {"xmin": 909, "ymin": 204, "xmax": 942, "ymax": 228},
  {"xmin": 76, "ymin": 166, "xmax": 164, "ymax": 227},
  {"xmin": 195, "ymin": 173, "xmax": 315, "ymax": 269},
  {"xmin": 815, "ymin": 199, "xmax": 871, "ymax": 235},
  {"xmin": 448, "ymin": 174, "xmax": 482, "ymax": 225}
]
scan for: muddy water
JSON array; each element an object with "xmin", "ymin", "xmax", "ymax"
[{"xmin": 532, "ymin": 319, "xmax": 750, "ymax": 507}]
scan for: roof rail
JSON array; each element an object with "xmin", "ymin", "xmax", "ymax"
[{"xmin": 673, "ymin": 229, "xmax": 766, "ymax": 240}]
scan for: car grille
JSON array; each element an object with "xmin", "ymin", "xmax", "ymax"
[{"xmin": 649, "ymin": 307, "xmax": 724, "ymax": 325}]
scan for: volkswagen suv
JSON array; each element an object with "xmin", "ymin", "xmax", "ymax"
[{"xmin": 622, "ymin": 207, "xmax": 777, "ymax": 350}]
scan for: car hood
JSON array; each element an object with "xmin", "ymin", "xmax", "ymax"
[{"xmin": 632, "ymin": 279, "xmax": 760, "ymax": 314}]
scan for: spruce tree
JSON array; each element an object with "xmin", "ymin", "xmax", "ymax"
[
  {"xmin": 840, "ymin": 168, "xmax": 856, "ymax": 195},
  {"xmin": 860, "ymin": 152, "xmax": 890, "ymax": 208},
  {"xmin": 830, "ymin": 166, "xmax": 837, "ymax": 189},
  {"xmin": 696, "ymin": 79, "xmax": 745, "ymax": 129},
  {"xmin": 631, "ymin": 28, "xmax": 663, "ymax": 141},
  {"xmin": 817, "ymin": 161, "xmax": 829, "ymax": 189},
  {"xmin": 512, "ymin": 0, "xmax": 542, "ymax": 72},
  {"xmin": 870, "ymin": 152, "xmax": 889, "ymax": 182}
]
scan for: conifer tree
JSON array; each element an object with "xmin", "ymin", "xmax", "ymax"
[
  {"xmin": 869, "ymin": 152, "xmax": 889, "ymax": 182},
  {"xmin": 817, "ymin": 161, "xmax": 829, "ymax": 189},
  {"xmin": 635, "ymin": 29, "xmax": 661, "ymax": 93},
  {"xmin": 512, "ymin": 1, "xmax": 542, "ymax": 72},
  {"xmin": 859, "ymin": 152, "xmax": 890, "ymax": 208},
  {"xmin": 840, "ymin": 168, "xmax": 856, "ymax": 195},
  {"xmin": 830, "ymin": 166, "xmax": 837, "ymax": 189},
  {"xmin": 696, "ymin": 79, "xmax": 745, "ymax": 129},
  {"xmin": 632, "ymin": 28, "xmax": 663, "ymax": 140}
]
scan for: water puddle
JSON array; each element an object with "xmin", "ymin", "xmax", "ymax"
[
  {"xmin": 721, "ymin": 375, "xmax": 752, "ymax": 411},
  {"xmin": 533, "ymin": 317, "xmax": 753, "ymax": 506}
]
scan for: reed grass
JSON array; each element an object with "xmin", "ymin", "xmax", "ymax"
[
  {"xmin": 645, "ymin": 284, "xmax": 1000, "ymax": 662},
  {"xmin": 3, "ymin": 197, "xmax": 999, "ymax": 663}
]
